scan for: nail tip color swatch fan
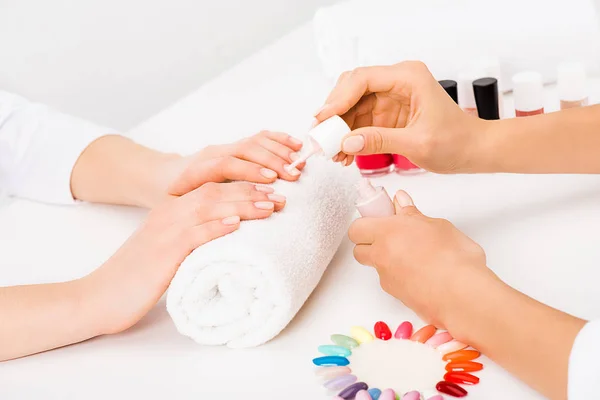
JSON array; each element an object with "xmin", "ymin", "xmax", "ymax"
[{"xmin": 166, "ymin": 158, "xmax": 359, "ymax": 348}]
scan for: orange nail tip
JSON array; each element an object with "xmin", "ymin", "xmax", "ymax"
[
  {"xmin": 410, "ymin": 325, "xmax": 437, "ymax": 343},
  {"xmin": 445, "ymin": 361, "xmax": 484, "ymax": 373},
  {"xmin": 443, "ymin": 371, "xmax": 480, "ymax": 385},
  {"xmin": 442, "ymin": 349, "xmax": 481, "ymax": 362}
]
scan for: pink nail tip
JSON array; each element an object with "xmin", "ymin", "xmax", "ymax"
[
  {"xmin": 394, "ymin": 321, "xmax": 413, "ymax": 339},
  {"xmin": 437, "ymin": 340, "xmax": 468, "ymax": 355},
  {"xmin": 355, "ymin": 390, "xmax": 372, "ymax": 400},
  {"xmin": 315, "ymin": 366, "xmax": 351, "ymax": 379},
  {"xmin": 402, "ymin": 391, "xmax": 420, "ymax": 400},
  {"xmin": 425, "ymin": 332, "xmax": 453, "ymax": 348}
]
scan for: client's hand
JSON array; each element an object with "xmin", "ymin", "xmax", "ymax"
[
  {"xmin": 163, "ymin": 131, "xmax": 305, "ymax": 198},
  {"xmin": 82, "ymin": 181, "xmax": 283, "ymax": 335},
  {"xmin": 314, "ymin": 61, "xmax": 487, "ymax": 173}
]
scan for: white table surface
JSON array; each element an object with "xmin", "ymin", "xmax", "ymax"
[{"xmin": 2, "ymin": 21, "xmax": 600, "ymax": 400}]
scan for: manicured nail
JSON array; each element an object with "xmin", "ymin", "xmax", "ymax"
[
  {"xmin": 290, "ymin": 152, "xmax": 299, "ymax": 161},
  {"xmin": 394, "ymin": 191, "xmax": 414, "ymax": 208},
  {"xmin": 222, "ymin": 216, "xmax": 240, "ymax": 225},
  {"xmin": 410, "ymin": 325, "xmax": 436, "ymax": 343},
  {"xmin": 260, "ymin": 168, "xmax": 277, "ymax": 179},
  {"xmin": 290, "ymin": 136, "xmax": 303, "ymax": 146},
  {"xmin": 254, "ymin": 201, "xmax": 275, "ymax": 210},
  {"xmin": 342, "ymin": 135, "xmax": 365, "ymax": 153},
  {"xmin": 284, "ymin": 164, "xmax": 301, "ymax": 176},
  {"xmin": 425, "ymin": 332, "xmax": 453, "ymax": 348},
  {"xmin": 310, "ymin": 118, "xmax": 319, "ymax": 129},
  {"xmin": 267, "ymin": 194, "xmax": 286, "ymax": 203},
  {"xmin": 313, "ymin": 104, "xmax": 329, "ymax": 116},
  {"xmin": 255, "ymin": 185, "xmax": 274, "ymax": 193}
]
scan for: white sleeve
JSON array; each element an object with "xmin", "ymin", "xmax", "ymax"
[
  {"xmin": 568, "ymin": 319, "xmax": 600, "ymax": 399},
  {"xmin": 0, "ymin": 91, "xmax": 112, "ymax": 204}
]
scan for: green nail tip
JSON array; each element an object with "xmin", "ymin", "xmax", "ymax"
[
  {"xmin": 331, "ymin": 334, "xmax": 360, "ymax": 349},
  {"xmin": 318, "ymin": 344, "xmax": 352, "ymax": 357}
]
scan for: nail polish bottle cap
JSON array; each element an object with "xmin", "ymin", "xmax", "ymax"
[
  {"xmin": 473, "ymin": 77, "xmax": 499, "ymax": 120},
  {"xmin": 557, "ymin": 61, "xmax": 587, "ymax": 102},
  {"xmin": 308, "ymin": 115, "xmax": 351, "ymax": 159},
  {"xmin": 470, "ymin": 58, "xmax": 503, "ymax": 91},
  {"xmin": 438, "ymin": 80, "xmax": 458, "ymax": 104},
  {"xmin": 512, "ymin": 71, "xmax": 544, "ymax": 112},
  {"xmin": 458, "ymin": 69, "xmax": 485, "ymax": 109}
]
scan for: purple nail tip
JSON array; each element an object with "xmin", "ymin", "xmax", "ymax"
[
  {"xmin": 338, "ymin": 382, "xmax": 369, "ymax": 399},
  {"xmin": 324, "ymin": 374, "xmax": 357, "ymax": 390}
]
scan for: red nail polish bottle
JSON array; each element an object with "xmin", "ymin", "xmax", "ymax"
[
  {"xmin": 355, "ymin": 154, "xmax": 393, "ymax": 177},
  {"xmin": 393, "ymin": 154, "xmax": 422, "ymax": 174}
]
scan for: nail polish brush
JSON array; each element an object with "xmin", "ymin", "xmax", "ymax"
[{"xmin": 286, "ymin": 115, "xmax": 350, "ymax": 171}]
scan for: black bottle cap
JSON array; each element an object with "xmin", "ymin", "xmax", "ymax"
[
  {"xmin": 472, "ymin": 77, "xmax": 499, "ymax": 120},
  {"xmin": 438, "ymin": 80, "xmax": 458, "ymax": 104}
]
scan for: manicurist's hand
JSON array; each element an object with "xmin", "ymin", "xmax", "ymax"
[
  {"xmin": 0, "ymin": 181, "xmax": 284, "ymax": 361},
  {"xmin": 348, "ymin": 190, "xmax": 586, "ymax": 400},
  {"xmin": 313, "ymin": 62, "xmax": 486, "ymax": 172}
]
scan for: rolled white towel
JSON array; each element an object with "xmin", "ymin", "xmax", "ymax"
[
  {"xmin": 313, "ymin": 0, "xmax": 600, "ymax": 89},
  {"xmin": 166, "ymin": 158, "xmax": 359, "ymax": 348}
]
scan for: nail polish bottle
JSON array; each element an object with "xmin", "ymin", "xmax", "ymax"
[
  {"xmin": 286, "ymin": 115, "xmax": 350, "ymax": 170},
  {"xmin": 355, "ymin": 178, "xmax": 395, "ymax": 217},
  {"xmin": 439, "ymin": 80, "xmax": 458, "ymax": 104},
  {"xmin": 557, "ymin": 61, "xmax": 588, "ymax": 110},
  {"xmin": 512, "ymin": 71, "xmax": 544, "ymax": 117},
  {"xmin": 355, "ymin": 154, "xmax": 393, "ymax": 177},
  {"xmin": 458, "ymin": 70, "xmax": 484, "ymax": 117},
  {"xmin": 473, "ymin": 77, "xmax": 500, "ymax": 120},
  {"xmin": 393, "ymin": 154, "xmax": 422, "ymax": 174}
]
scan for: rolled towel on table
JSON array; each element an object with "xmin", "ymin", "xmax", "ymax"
[{"xmin": 167, "ymin": 158, "xmax": 359, "ymax": 348}]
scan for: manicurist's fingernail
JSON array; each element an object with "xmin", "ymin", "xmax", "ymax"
[
  {"xmin": 222, "ymin": 216, "xmax": 240, "ymax": 225},
  {"xmin": 260, "ymin": 168, "xmax": 277, "ymax": 179},
  {"xmin": 283, "ymin": 164, "xmax": 301, "ymax": 176},
  {"xmin": 254, "ymin": 201, "xmax": 275, "ymax": 210},
  {"xmin": 310, "ymin": 118, "xmax": 319, "ymax": 129},
  {"xmin": 267, "ymin": 194, "xmax": 286, "ymax": 203},
  {"xmin": 255, "ymin": 185, "xmax": 274, "ymax": 193},
  {"xmin": 394, "ymin": 191, "xmax": 414, "ymax": 207},
  {"xmin": 290, "ymin": 152, "xmax": 299, "ymax": 161},
  {"xmin": 313, "ymin": 104, "xmax": 329, "ymax": 117},
  {"xmin": 342, "ymin": 136, "xmax": 365, "ymax": 153},
  {"xmin": 290, "ymin": 136, "xmax": 303, "ymax": 146}
]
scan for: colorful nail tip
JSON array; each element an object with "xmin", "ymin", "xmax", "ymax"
[
  {"xmin": 436, "ymin": 381, "xmax": 468, "ymax": 397},
  {"xmin": 332, "ymin": 397, "xmax": 345, "ymax": 400},
  {"xmin": 401, "ymin": 391, "xmax": 420, "ymax": 400},
  {"xmin": 331, "ymin": 334, "xmax": 360, "ymax": 349},
  {"xmin": 425, "ymin": 332, "xmax": 453, "ymax": 348},
  {"xmin": 444, "ymin": 371, "xmax": 480, "ymax": 385},
  {"xmin": 338, "ymin": 382, "xmax": 369, "ymax": 399},
  {"xmin": 437, "ymin": 340, "xmax": 468, "ymax": 355},
  {"xmin": 394, "ymin": 321, "xmax": 413, "ymax": 339},
  {"xmin": 315, "ymin": 366, "xmax": 352, "ymax": 379},
  {"xmin": 379, "ymin": 389, "xmax": 396, "ymax": 400},
  {"xmin": 350, "ymin": 326, "xmax": 374, "ymax": 344},
  {"xmin": 324, "ymin": 374, "xmax": 358, "ymax": 390},
  {"xmin": 374, "ymin": 321, "xmax": 393, "ymax": 340},
  {"xmin": 356, "ymin": 390, "xmax": 373, "ymax": 400},
  {"xmin": 427, "ymin": 396, "xmax": 444, "ymax": 400},
  {"xmin": 318, "ymin": 345, "xmax": 352, "ymax": 357},
  {"xmin": 410, "ymin": 324, "xmax": 437, "ymax": 343},
  {"xmin": 368, "ymin": 388, "xmax": 382, "ymax": 400},
  {"xmin": 445, "ymin": 361, "xmax": 484, "ymax": 373},
  {"xmin": 442, "ymin": 349, "xmax": 481, "ymax": 362},
  {"xmin": 313, "ymin": 356, "xmax": 350, "ymax": 366}
]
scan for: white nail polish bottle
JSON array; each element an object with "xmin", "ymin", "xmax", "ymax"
[
  {"xmin": 286, "ymin": 115, "xmax": 350, "ymax": 170},
  {"xmin": 355, "ymin": 178, "xmax": 395, "ymax": 217}
]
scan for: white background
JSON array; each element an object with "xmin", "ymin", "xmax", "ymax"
[{"xmin": 0, "ymin": 0, "xmax": 336, "ymax": 130}]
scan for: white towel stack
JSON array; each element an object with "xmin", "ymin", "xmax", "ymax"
[
  {"xmin": 167, "ymin": 158, "xmax": 359, "ymax": 348},
  {"xmin": 313, "ymin": 0, "xmax": 600, "ymax": 89}
]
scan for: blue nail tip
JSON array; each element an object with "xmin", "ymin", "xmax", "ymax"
[{"xmin": 312, "ymin": 356, "xmax": 350, "ymax": 366}]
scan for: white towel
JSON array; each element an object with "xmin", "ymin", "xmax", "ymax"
[
  {"xmin": 166, "ymin": 158, "xmax": 359, "ymax": 348},
  {"xmin": 313, "ymin": 0, "xmax": 600, "ymax": 90}
]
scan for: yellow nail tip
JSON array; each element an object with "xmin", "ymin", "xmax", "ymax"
[{"xmin": 350, "ymin": 326, "xmax": 374, "ymax": 344}]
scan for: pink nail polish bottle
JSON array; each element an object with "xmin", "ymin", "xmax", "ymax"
[
  {"xmin": 355, "ymin": 178, "xmax": 395, "ymax": 217},
  {"xmin": 355, "ymin": 154, "xmax": 394, "ymax": 177}
]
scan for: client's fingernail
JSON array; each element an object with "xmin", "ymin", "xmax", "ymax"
[
  {"xmin": 290, "ymin": 136, "xmax": 303, "ymax": 146},
  {"xmin": 267, "ymin": 194, "xmax": 286, "ymax": 203},
  {"xmin": 254, "ymin": 201, "xmax": 275, "ymax": 210},
  {"xmin": 255, "ymin": 185, "xmax": 274, "ymax": 193},
  {"xmin": 313, "ymin": 104, "xmax": 329, "ymax": 116},
  {"xmin": 284, "ymin": 164, "xmax": 301, "ymax": 176},
  {"xmin": 290, "ymin": 152, "xmax": 299, "ymax": 161},
  {"xmin": 342, "ymin": 136, "xmax": 365, "ymax": 153},
  {"xmin": 394, "ymin": 191, "xmax": 414, "ymax": 207},
  {"xmin": 310, "ymin": 118, "xmax": 319, "ymax": 129},
  {"xmin": 260, "ymin": 168, "xmax": 277, "ymax": 179},
  {"xmin": 222, "ymin": 216, "xmax": 240, "ymax": 225}
]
